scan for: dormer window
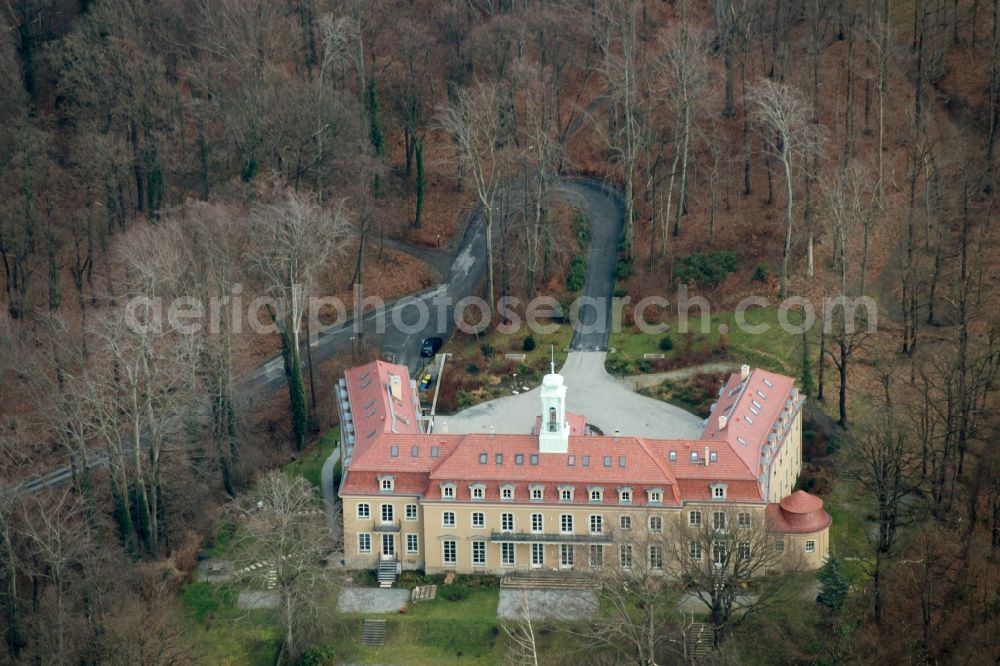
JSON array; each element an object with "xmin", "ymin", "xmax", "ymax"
[
  {"xmin": 647, "ymin": 488, "xmax": 663, "ymax": 504},
  {"xmin": 440, "ymin": 483, "xmax": 456, "ymax": 500},
  {"xmin": 711, "ymin": 483, "xmax": 727, "ymax": 500},
  {"xmin": 618, "ymin": 487, "xmax": 633, "ymax": 504},
  {"xmin": 559, "ymin": 486, "xmax": 574, "ymax": 502},
  {"xmin": 379, "ymin": 475, "xmax": 394, "ymax": 493},
  {"xmin": 500, "ymin": 484, "xmax": 515, "ymax": 501},
  {"xmin": 588, "ymin": 487, "xmax": 603, "ymax": 502},
  {"xmin": 530, "ymin": 485, "xmax": 544, "ymax": 502},
  {"xmin": 470, "ymin": 484, "xmax": 486, "ymax": 501}
]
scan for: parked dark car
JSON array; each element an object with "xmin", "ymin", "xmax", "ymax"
[{"xmin": 420, "ymin": 337, "xmax": 443, "ymax": 357}]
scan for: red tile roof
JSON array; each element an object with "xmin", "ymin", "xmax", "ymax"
[
  {"xmin": 766, "ymin": 491, "xmax": 831, "ymax": 534},
  {"xmin": 337, "ymin": 364, "xmax": 799, "ymax": 508}
]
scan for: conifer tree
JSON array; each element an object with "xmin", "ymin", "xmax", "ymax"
[{"xmin": 816, "ymin": 553, "xmax": 849, "ymax": 611}]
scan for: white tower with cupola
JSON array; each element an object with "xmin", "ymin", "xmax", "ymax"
[{"xmin": 538, "ymin": 349, "xmax": 569, "ymax": 453}]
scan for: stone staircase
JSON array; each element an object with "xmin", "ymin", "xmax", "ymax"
[
  {"xmin": 360, "ymin": 619, "xmax": 387, "ymax": 646},
  {"xmin": 686, "ymin": 622, "xmax": 716, "ymax": 660},
  {"xmin": 500, "ymin": 570, "xmax": 599, "ymax": 590},
  {"xmin": 377, "ymin": 559, "xmax": 397, "ymax": 588}
]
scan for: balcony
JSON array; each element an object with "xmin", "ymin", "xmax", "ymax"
[
  {"xmin": 489, "ymin": 530, "xmax": 613, "ymax": 544},
  {"xmin": 373, "ymin": 520, "xmax": 401, "ymax": 533}
]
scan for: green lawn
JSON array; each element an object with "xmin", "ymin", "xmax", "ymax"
[
  {"xmin": 608, "ymin": 306, "xmax": 804, "ymax": 375},
  {"xmin": 284, "ymin": 426, "xmax": 340, "ymax": 490},
  {"xmin": 179, "ymin": 581, "xmax": 280, "ymax": 665}
]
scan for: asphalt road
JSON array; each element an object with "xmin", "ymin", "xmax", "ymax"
[{"xmin": 18, "ymin": 176, "xmax": 626, "ymax": 494}]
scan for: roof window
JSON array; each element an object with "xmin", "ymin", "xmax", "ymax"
[{"xmin": 390, "ymin": 446, "xmax": 399, "ymax": 458}]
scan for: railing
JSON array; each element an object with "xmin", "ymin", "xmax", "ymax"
[
  {"xmin": 489, "ymin": 530, "xmax": 612, "ymax": 544},
  {"xmin": 373, "ymin": 520, "xmax": 401, "ymax": 533}
]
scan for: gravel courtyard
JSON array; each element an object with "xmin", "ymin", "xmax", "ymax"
[
  {"xmin": 439, "ymin": 351, "xmax": 705, "ymax": 439},
  {"xmin": 336, "ymin": 587, "xmax": 410, "ymax": 614},
  {"xmin": 496, "ymin": 589, "xmax": 597, "ymax": 621}
]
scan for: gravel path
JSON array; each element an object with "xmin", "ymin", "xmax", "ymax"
[{"xmin": 619, "ymin": 362, "xmax": 738, "ymax": 392}]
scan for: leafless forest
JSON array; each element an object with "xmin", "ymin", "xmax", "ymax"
[{"xmin": 1, "ymin": 0, "xmax": 999, "ymax": 663}]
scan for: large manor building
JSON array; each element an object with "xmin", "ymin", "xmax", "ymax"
[{"xmin": 336, "ymin": 359, "xmax": 831, "ymax": 576}]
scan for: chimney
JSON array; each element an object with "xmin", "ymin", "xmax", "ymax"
[
  {"xmin": 389, "ymin": 374, "xmax": 403, "ymax": 401},
  {"xmin": 613, "ymin": 429, "xmax": 620, "ymax": 441},
  {"xmin": 740, "ymin": 364, "xmax": 750, "ymax": 380},
  {"xmin": 441, "ymin": 422, "xmax": 449, "ymax": 434},
  {"xmin": 489, "ymin": 425, "xmax": 495, "ymax": 437},
  {"xmin": 704, "ymin": 446, "xmax": 710, "ymax": 467},
  {"xmin": 718, "ymin": 414, "xmax": 728, "ymax": 430}
]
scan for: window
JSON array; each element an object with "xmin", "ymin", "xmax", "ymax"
[
  {"xmin": 530, "ymin": 454, "xmax": 539, "ymax": 465},
  {"xmin": 530, "ymin": 486, "xmax": 543, "ymax": 501},
  {"xmin": 649, "ymin": 516, "xmax": 662, "ymax": 532},
  {"xmin": 713, "ymin": 511, "xmax": 726, "ymax": 530},
  {"xmin": 411, "ymin": 446, "xmax": 419, "ymax": 458},
  {"xmin": 738, "ymin": 541, "xmax": 751, "ymax": 562},
  {"xmin": 407, "ymin": 534, "xmax": 419, "ymax": 553},
  {"xmin": 380, "ymin": 476, "xmax": 394, "ymax": 492},
  {"xmin": 738, "ymin": 512, "xmax": 751, "ymax": 528},
  {"xmin": 443, "ymin": 540, "xmax": 457, "ymax": 565},
  {"xmin": 548, "ymin": 407, "xmax": 558, "ymax": 432},
  {"xmin": 589, "ymin": 488, "xmax": 603, "ymax": 502},
  {"xmin": 669, "ymin": 451, "xmax": 677, "ymax": 461},
  {"xmin": 713, "ymin": 542, "xmax": 726, "ymax": 565},
  {"xmin": 619, "ymin": 456, "xmax": 626, "ymax": 468},
  {"xmin": 691, "ymin": 450, "xmax": 699, "ymax": 462},
  {"xmin": 472, "ymin": 541, "xmax": 486, "ymax": 566},
  {"xmin": 560, "ymin": 487, "xmax": 574, "ymax": 502},
  {"xmin": 774, "ymin": 540, "xmax": 785, "ymax": 553},
  {"xmin": 619, "ymin": 544, "xmax": 633, "ymax": 569},
  {"xmin": 582, "ymin": 455, "xmax": 590, "ymax": 467},
  {"xmin": 689, "ymin": 541, "xmax": 702, "ymax": 560},
  {"xmin": 405, "ymin": 504, "xmax": 418, "ymax": 520},
  {"xmin": 390, "ymin": 446, "xmax": 399, "ymax": 457},
  {"xmin": 502, "ymin": 542, "xmax": 515, "ymax": 565},
  {"xmin": 689, "ymin": 510, "xmax": 702, "ymax": 527},
  {"xmin": 515, "ymin": 453, "xmax": 524, "ymax": 465},
  {"xmin": 441, "ymin": 484, "xmax": 455, "ymax": 499},
  {"xmin": 649, "ymin": 545, "xmax": 663, "ymax": 570},
  {"xmin": 649, "ymin": 489, "xmax": 662, "ymax": 503},
  {"xmin": 589, "ymin": 545, "xmax": 604, "ymax": 568},
  {"xmin": 620, "ymin": 515, "xmax": 632, "ymax": 530},
  {"xmin": 380, "ymin": 504, "xmax": 394, "ymax": 522},
  {"xmin": 501, "ymin": 485, "xmax": 514, "ymax": 500},
  {"xmin": 712, "ymin": 485, "xmax": 726, "ymax": 500},
  {"xmin": 567, "ymin": 455, "xmax": 575, "ymax": 466},
  {"xmin": 495, "ymin": 453, "xmax": 503, "ymax": 464},
  {"xmin": 479, "ymin": 453, "xmax": 488, "ymax": 464},
  {"xmin": 560, "ymin": 544, "xmax": 574, "ymax": 567},
  {"xmin": 709, "ymin": 451, "xmax": 718, "ymax": 462},
  {"xmin": 604, "ymin": 455, "xmax": 612, "ymax": 467},
  {"xmin": 358, "ymin": 533, "xmax": 371, "ymax": 553},
  {"xmin": 531, "ymin": 514, "xmax": 543, "ymax": 533},
  {"xmin": 560, "ymin": 514, "xmax": 574, "ymax": 533},
  {"xmin": 805, "ymin": 540, "xmax": 816, "ymax": 553},
  {"xmin": 532, "ymin": 543, "xmax": 544, "ymax": 566},
  {"xmin": 618, "ymin": 488, "xmax": 632, "ymax": 504},
  {"xmin": 431, "ymin": 446, "xmax": 440, "ymax": 458},
  {"xmin": 471, "ymin": 485, "xmax": 485, "ymax": 500},
  {"xmin": 590, "ymin": 515, "xmax": 603, "ymax": 534},
  {"xmin": 357, "ymin": 503, "xmax": 370, "ymax": 520},
  {"xmin": 501, "ymin": 513, "xmax": 514, "ymax": 532},
  {"xmin": 442, "ymin": 511, "xmax": 456, "ymax": 528},
  {"xmin": 472, "ymin": 512, "xmax": 485, "ymax": 529}
]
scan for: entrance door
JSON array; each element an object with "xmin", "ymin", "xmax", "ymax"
[
  {"xmin": 381, "ymin": 534, "xmax": 395, "ymax": 559},
  {"xmin": 531, "ymin": 543, "xmax": 544, "ymax": 568}
]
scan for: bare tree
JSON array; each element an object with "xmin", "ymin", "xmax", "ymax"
[
  {"xmin": 249, "ymin": 191, "xmax": 352, "ymax": 451},
  {"xmin": 435, "ymin": 81, "xmax": 510, "ymax": 311},
  {"xmin": 230, "ymin": 472, "xmax": 341, "ymax": 664},
  {"xmin": 851, "ymin": 375, "xmax": 916, "ymax": 625},
  {"xmin": 500, "ymin": 591, "xmax": 540, "ymax": 666},
  {"xmin": 749, "ymin": 78, "xmax": 822, "ymax": 298},
  {"xmin": 663, "ymin": 507, "xmax": 799, "ymax": 638}
]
